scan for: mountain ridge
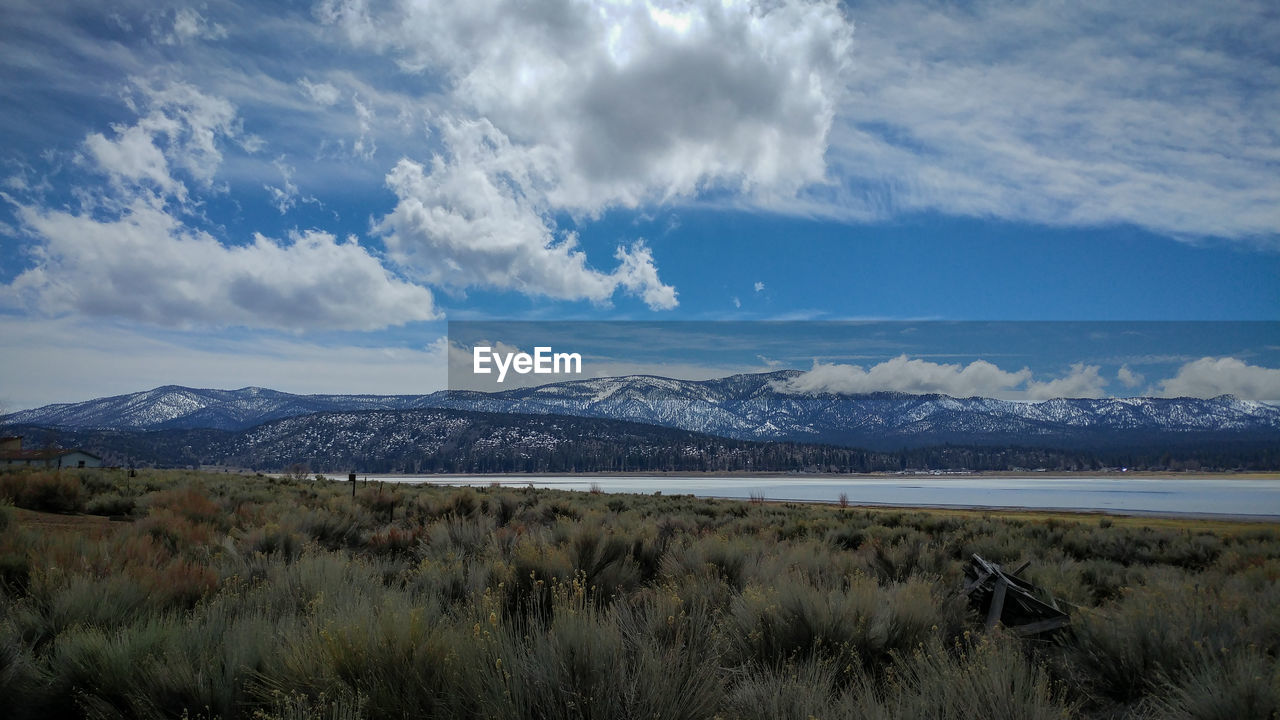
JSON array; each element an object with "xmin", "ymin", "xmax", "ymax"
[{"xmin": 4, "ymin": 372, "xmax": 1278, "ymax": 451}]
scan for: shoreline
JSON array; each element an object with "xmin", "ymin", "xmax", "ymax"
[
  {"xmin": 307, "ymin": 472, "xmax": 1280, "ymax": 524},
  {"xmin": 305, "ymin": 469, "xmax": 1280, "ymax": 481}
]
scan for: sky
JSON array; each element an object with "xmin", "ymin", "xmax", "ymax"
[{"xmin": 1, "ymin": 0, "xmax": 1278, "ymax": 410}]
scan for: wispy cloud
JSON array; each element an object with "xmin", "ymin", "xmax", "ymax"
[
  {"xmin": 154, "ymin": 7, "xmax": 227, "ymax": 46},
  {"xmin": 822, "ymin": 0, "xmax": 1280, "ymax": 243}
]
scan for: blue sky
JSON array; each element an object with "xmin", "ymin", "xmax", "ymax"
[{"xmin": 1, "ymin": 0, "xmax": 1278, "ymax": 409}]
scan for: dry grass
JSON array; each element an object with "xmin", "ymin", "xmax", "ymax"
[{"xmin": 0, "ymin": 466, "xmax": 1275, "ymax": 719}]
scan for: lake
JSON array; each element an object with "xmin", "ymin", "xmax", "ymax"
[{"xmin": 326, "ymin": 474, "xmax": 1280, "ymax": 519}]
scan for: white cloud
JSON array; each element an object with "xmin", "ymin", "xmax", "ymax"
[
  {"xmin": 352, "ymin": 95, "xmax": 376, "ymax": 159},
  {"xmin": 377, "ymin": 120, "xmax": 677, "ymax": 309},
  {"xmin": 263, "ymin": 156, "xmax": 319, "ymax": 214},
  {"xmin": 732, "ymin": 296, "xmax": 741, "ymax": 308},
  {"xmin": 83, "ymin": 123, "xmax": 183, "ymax": 200},
  {"xmin": 1117, "ymin": 364, "xmax": 1144, "ymax": 388},
  {"xmin": 754, "ymin": 281, "xmax": 765, "ymax": 292},
  {"xmin": 298, "ymin": 77, "xmax": 342, "ymax": 107},
  {"xmin": 318, "ymin": 0, "xmax": 855, "ymax": 303},
  {"xmin": 773, "ymin": 355, "xmax": 1112, "ymax": 400},
  {"xmin": 773, "ymin": 355, "xmax": 1033, "ymax": 398},
  {"xmin": 826, "ymin": 0, "xmax": 1280, "ymax": 242},
  {"xmin": 157, "ymin": 7, "xmax": 227, "ymax": 45},
  {"xmin": 317, "ymin": 0, "xmax": 852, "ymax": 209},
  {"xmin": 1152, "ymin": 357, "xmax": 1280, "ymax": 402},
  {"xmin": 5, "ymin": 198, "xmax": 437, "ymax": 331},
  {"xmin": 1024, "ymin": 363, "xmax": 1107, "ymax": 400},
  {"xmin": 6, "ymin": 81, "xmax": 435, "ymax": 332},
  {"xmin": 82, "ymin": 80, "xmax": 249, "ymax": 200},
  {"xmin": 613, "ymin": 241, "xmax": 678, "ymax": 310}
]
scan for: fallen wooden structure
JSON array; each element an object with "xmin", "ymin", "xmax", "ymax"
[{"xmin": 961, "ymin": 554, "xmax": 1070, "ymax": 637}]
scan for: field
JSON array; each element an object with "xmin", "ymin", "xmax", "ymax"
[{"xmin": 1, "ymin": 467, "xmax": 1277, "ymax": 719}]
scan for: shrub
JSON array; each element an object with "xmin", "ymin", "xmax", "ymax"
[
  {"xmin": 366, "ymin": 525, "xmax": 423, "ymax": 557},
  {"xmin": 85, "ymin": 492, "xmax": 136, "ymax": 516},
  {"xmin": 1069, "ymin": 572, "xmax": 1260, "ymax": 702},
  {"xmin": 356, "ymin": 484, "xmax": 401, "ymax": 520},
  {"xmin": 254, "ymin": 595, "xmax": 474, "ymax": 718},
  {"xmin": 724, "ymin": 659, "xmax": 874, "ymax": 720},
  {"xmin": 293, "ymin": 505, "xmax": 370, "ymax": 549},
  {"xmin": 0, "ymin": 471, "xmax": 84, "ymax": 513},
  {"xmin": 886, "ymin": 635, "xmax": 1074, "ymax": 720},
  {"xmin": 0, "ymin": 619, "xmax": 48, "ymax": 719},
  {"xmin": 1149, "ymin": 646, "xmax": 1280, "ymax": 720},
  {"xmin": 240, "ymin": 523, "xmax": 305, "ymax": 560},
  {"xmin": 142, "ymin": 486, "xmax": 225, "ymax": 529},
  {"xmin": 252, "ymin": 689, "xmax": 366, "ymax": 720},
  {"xmin": 725, "ymin": 574, "xmax": 882, "ymax": 672},
  {"xmin": 2, "ymin": 469, "xmax": 1277, "ymax": 719}
]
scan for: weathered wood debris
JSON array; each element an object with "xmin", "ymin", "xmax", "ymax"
[{"xmin": 961, "ymin": 553, "xmax": 1071, "ymax": 637}]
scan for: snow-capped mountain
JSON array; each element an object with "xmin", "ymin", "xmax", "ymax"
[
  {"xmin": 0, "ymin": 385, "xmax": 438, "ymax": 431},
  {"xmin": 5, "ymin": 371, "xmax": 1279, "ymax": 449},
  {"xmin": 430, "ymin": 371, "xmax": 1280, "ymax": 448}
]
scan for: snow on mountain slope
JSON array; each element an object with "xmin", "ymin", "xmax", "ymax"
[{"xmin": 5, "ymin": 372, "xmax": 1278, "ymax": 449}]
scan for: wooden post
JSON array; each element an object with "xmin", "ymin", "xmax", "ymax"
[
  {"xmin": 349, "ymin": 472, "xmax": 356, "ymax": 498},
  {"xmin": 985, "ymin": 576, "xmax": 1008, "ymax": 631}
]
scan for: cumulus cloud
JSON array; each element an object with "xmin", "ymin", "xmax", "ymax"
[
  {"xmin": 614, "ymin": 241, "xmax": 678, "ymax": 310},
  {"xmin": 5, "ymin": 81, "xmax": 434, "ymax": 332},
  {"xmin": 317, "ymin": 0, "xmax": 854, "ymax": 304},
  {"xmin": 5, "ymin": 198, "xmax": 436, "ymax": 331},
  {"xmin": 1024, "ymin": 363, "xmax": 1107, "ymax": 401},
  {"xmin": 773, "ymin": 355, "xmax": 1114, "ymax": 400},
  {"xmin": 82, "ymin": 80, "xmax": 253, "ymax": 201},
  {"xmin": 377, "ymin": 120, "xmax": 677, "ymax": 309},
  {"xmin": 1117, "ymin": 364, "xmax": 1144, "ymax": 388},
  {"xmin": 754, "ymin": 281, "xmax": 765, "ymax": 292},
  {"xmin": 83, "ymin": 123, "xmax": 183, "ymax": 200},
  {"xmin": 1152, "ymin": 357, "xmax": 1280, "ymax": 402},
  {"xmin": 316, "ymin": 0, "xmax": 851, "ymax": 208},
  {"xmin": 773, "ymin": 355, "xmax": 1033, "ymax": 398}
]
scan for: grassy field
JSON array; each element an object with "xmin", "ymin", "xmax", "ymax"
[{"xmin": 1, "ymin": 467, "xmax": 1277, "ymax": 719}]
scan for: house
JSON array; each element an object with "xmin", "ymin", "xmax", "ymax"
[{"xmin": 0, "ymin": 436, "xmax": 103, "ymax": 469}]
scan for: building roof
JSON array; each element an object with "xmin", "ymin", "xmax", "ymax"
[{"xmin": 0, "ymin": 448, "xmax": 102, "ymax": 461}]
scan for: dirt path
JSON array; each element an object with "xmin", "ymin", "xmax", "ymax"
[{"xmin": 12, "ymin": 507, "xmax": 122, "ymax": 538}]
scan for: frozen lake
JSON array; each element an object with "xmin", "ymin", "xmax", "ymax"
[{"xmin": 328, "ymin": 474, "xmax": 1280, "ymax": 519}]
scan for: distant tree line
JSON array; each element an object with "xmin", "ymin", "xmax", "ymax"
[
  {"xmin": 376, "ymin": 440, "xmax": 1280, "ymax": 475},
  {"xmin": 5, "ymin": 417, "xmax": 1277, "ymax": 474}
]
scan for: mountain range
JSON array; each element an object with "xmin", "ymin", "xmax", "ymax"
[{"xmin": 5, "ymin": 372, "xmax": 1279, "ymax": 452}]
